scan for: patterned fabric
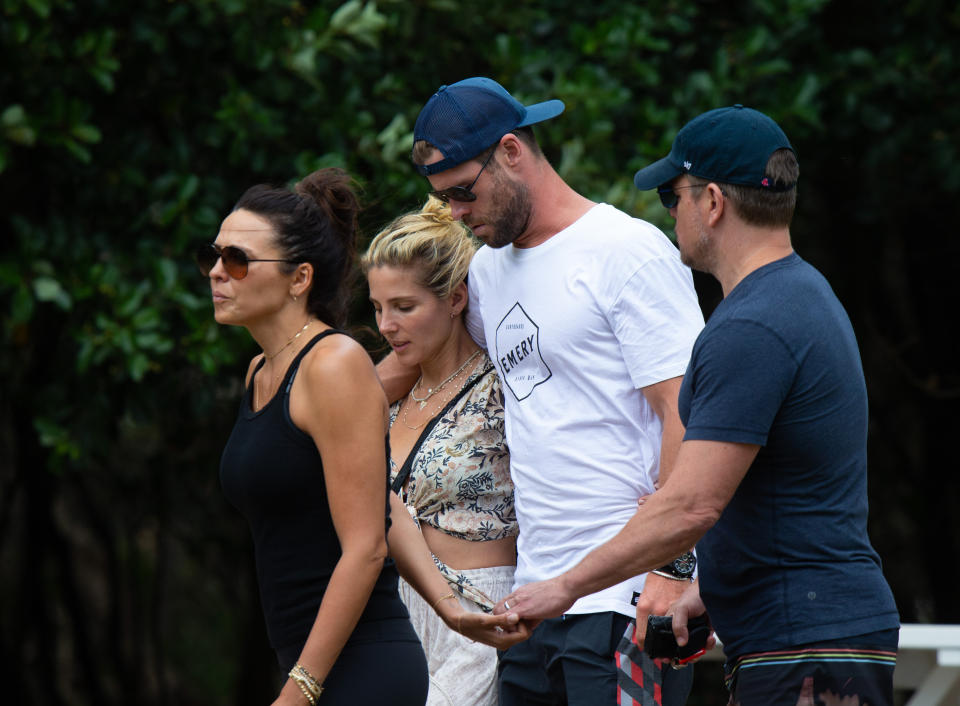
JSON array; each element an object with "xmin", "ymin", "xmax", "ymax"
[
  {"xmin": 615, "ymin": 620, "xmax": 693, "ymax": 706},
  {"xmin": 389, "ymin": 352, "xmax": 516, "ymax": 611}
]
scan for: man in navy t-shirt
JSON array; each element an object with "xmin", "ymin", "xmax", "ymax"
[{"xmin": 495, "ymin": 106, "xmax": 900, "ymax": 706}]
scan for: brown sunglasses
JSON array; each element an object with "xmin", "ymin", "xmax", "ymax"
[{"xmin": 195, "ymin": 243, "xmax": 298, "ymax": 279}]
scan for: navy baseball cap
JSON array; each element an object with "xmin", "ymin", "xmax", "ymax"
[
  {"xmin": 413, "ymin": 77, "xmax": 565, "ymax": 176},
  {"xmin": 633, "ymin": 105, "xmax": 796, "ymax": 191}
]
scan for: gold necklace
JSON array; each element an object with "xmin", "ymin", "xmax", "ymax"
[
  {"xmin": 264, "ymin": 319, "xmax": 312, "ymax": 360},
  {"xmin": 401, "ymin": 351, "xmax": 481, "ymax": 430},
  {"xmin": 254, "ymin": 319, "xmax": 313, "ymax": 409},
  {"xmin": 410, "ymin": 349, "xmax": 482, "ymax": 409},
  {"xmin": 401, "ymin": 384, "xmax": 457, "ymax": 430}
]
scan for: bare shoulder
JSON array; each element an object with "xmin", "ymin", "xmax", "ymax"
[{"xmin": 294, "ymin": 331, "xmax": 386, "ymax": 413}]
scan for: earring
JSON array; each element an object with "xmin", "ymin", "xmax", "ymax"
[{"xmin": 292, "ymin": 294, "xmax": 298, "ymax": 302}]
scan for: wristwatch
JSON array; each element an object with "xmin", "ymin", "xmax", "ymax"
[{"xmin": 652, "ymin": 551, "xmax": 696, "ymax": 581}]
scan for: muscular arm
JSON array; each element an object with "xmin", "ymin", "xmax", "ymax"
[{"xmin": 496, "ymin": 439, "xmax": 759, "ymax": 621}]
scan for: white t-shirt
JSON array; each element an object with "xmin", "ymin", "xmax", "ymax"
[{"xmin": 466, "ymin": 203, "xmax": 704, "ymax": 617}]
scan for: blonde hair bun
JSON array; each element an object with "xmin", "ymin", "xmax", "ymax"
[{"xmin": 362, "ymin": 197, "xmax": 479, "ymax": 300}]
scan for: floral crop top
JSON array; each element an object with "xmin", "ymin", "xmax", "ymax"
[{"xmin": 389, "ymin": 354, "xmax": 517, "ymax": 543}]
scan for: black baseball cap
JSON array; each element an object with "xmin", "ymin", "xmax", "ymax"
[
  {"xmin": 634, "ymin": 105, "xmax": 796, "ymax": 191},
  {"xmin": 412, "ymin": 77, "xmax": 565, "ymax": 176}
]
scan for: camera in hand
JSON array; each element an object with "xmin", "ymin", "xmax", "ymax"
[{"xmin": 643, "ymin": 614, "xmax": 711, "ymax": 664}]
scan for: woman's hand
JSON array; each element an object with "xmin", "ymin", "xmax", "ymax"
[{"xmin": 446, "ymin": 608, "xmax": 532, "ymax": 649}]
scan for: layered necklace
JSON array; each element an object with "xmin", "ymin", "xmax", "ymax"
[
  {"xmin": 401, "ymin": 349, "xmax": 482, "ymax": 430},
  {"xmin": 410, "ymin": 348, "xmax": 482, "ymax": 410}
]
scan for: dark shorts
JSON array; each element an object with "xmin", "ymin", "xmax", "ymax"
[
  {"xmin": 724, "ymin": 629, "xmax": 899, "ymax": 706},
  {"xmin": 276, "ymin": 617, "xmax": 428, "ymax": 705},
  {"xmin": 498, "ymin": 612, "xmax": 693, "ymax": 706}
]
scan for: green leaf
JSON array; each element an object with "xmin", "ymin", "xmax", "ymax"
[
  {"xmin": 129, "ymin": 353, "xmax": 152, "ymax": 381},
  {"xmin": 32, "ymin": 276, "xmax": 72, "ymax": 310},
  {"xmin": 72, "ymin": 123, "xmax": 102, "ymax": 143},
  {"xmin": 23, "ymin": 0, "xmax": 51, "ymax": 19},
  {"xmin": 2, "ymin": 104, "xmax": 37, "ymax": 145},
  {"xmin": 329, "ymin": 0, "xmax": 363, "ymax": 31},
  {"xmin": 10, "ymin": 284, "xmax": 35, "ymax": 325}
]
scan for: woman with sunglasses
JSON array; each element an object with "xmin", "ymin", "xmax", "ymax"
[
  {"xmin": 199, "ymin": 168, "xmax": 434, "ymax": 705},
  {"xmin": 200, "ymin": 169, "xmax": 525, "ymax": 706},
  {"xmin": 362, "ymin": 196, "xmax": 519, "ymax": 706}
]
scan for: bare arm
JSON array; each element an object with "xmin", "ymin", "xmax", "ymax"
[
  {"xmin": 385, "ymin": 492, "xmax": 528, "ymax": 648},
  {"xmin": 495, "ymin": 439, "xmax": 759, "ymax": 621},
  {"xmin": 375, "ymin": 350, "xmax": 420, "ymax": 404},
  {"xmin": 635, "ymin": 375, "xmax": 692, "ymax": 642},
  {"xmin": 274, "ymin": 337, "xmax": 393, "ymax": 704},
  {"xmin": 640, "ymin": 375, "xmax": 685, "ymax": 487}
]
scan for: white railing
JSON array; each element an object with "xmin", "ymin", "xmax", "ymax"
[{"xmin": 701, "ymin": 623, "xmax": 960, "ymax": 705}]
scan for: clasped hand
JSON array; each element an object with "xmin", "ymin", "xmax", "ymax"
[{"xmin": 452, "ymin": 608, "xmax": 533, "ymax": 649}]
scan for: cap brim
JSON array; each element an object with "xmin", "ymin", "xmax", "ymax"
[
  {"xmin": 633, "ymin": 156, "xmax": 683, "ymax": 191},
  {"xmin": 518, "ymin": 99, "xmax": 565, "ymax": 127}
]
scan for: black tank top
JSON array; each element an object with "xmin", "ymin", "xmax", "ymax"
[{"xmin": 220, "ymin": 329, "xmax": 406, "ymax": 650}]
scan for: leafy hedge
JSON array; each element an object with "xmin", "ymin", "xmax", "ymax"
[{"xmin": 2, "ymin": 1, "xmax": 957, "ymax": 703}]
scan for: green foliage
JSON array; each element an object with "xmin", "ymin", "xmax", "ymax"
[{"xmin": 2, "ymin": 0, "xmax": 958, "ymax": 703}]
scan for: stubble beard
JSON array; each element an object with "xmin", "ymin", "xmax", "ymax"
[
  {"xmin": 680, "ymin": 221, "xmax": 714, "ymax": 273},
  {"xmin": 479, "ymin": 174, "xmax": 532, "ymax": 249}
]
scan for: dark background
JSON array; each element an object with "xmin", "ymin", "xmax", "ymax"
[{"xmin": 2, "ymin": 1, "xmax": 958, "ymax": 703}]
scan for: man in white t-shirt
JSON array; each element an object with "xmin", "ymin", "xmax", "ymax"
[{"xmin": 385, "ymin": 77, "xmax": 704, "ymax": 706}]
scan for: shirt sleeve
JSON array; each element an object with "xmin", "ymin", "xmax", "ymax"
[
  {"xmin": 609, "ymin": 255, "xmax": 704, "ymax": 389},
  {"xmin": 465, "ymin": 263, "xmax": 487, "ymax": 351},
  {"xmin": 683, "ymin": 318, "xmax": 797, "ymax": 445}
]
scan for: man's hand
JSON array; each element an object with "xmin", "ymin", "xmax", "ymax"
[
  {"xmin": 664, "ymin": 581, "xmax": 714, "ymax": 651},
  {"xmin": 453, "ymin": 610, "xmax": 532, "ymax": 649},
  {"xmin": 493, "ymin": 576, "xmax": 576, "ymax": 625},
  {"xmin": 634, "ymin": 572, "xmax": 692, "ymax": 649}
]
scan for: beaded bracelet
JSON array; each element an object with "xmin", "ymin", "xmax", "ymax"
[
  {"xmin": 289, "ymin": 662, "xmax": 323, "ymax": 704},
  {"xmin": 291, "ymin": 677, "xmax": 316, "ymax": 706}
]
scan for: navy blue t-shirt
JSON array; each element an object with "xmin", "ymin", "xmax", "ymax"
[{"xmin": 679, "ymin": 253, "xmax": 899, "ymax": 659}]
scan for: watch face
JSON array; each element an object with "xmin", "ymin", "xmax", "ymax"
[{"xmin": 673, "ymin": 552, "xmax": 696, "ymax": 576}]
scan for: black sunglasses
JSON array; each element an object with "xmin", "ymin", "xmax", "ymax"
[
  {"xmin": 429, "ymin": 146, "xmax": 498, "ymax": 204},
  {"xmin": 656, "ymin": 184, "xmax": 708, "ymax": 209},
  {"xmin": 195, "ymin": 243, "xmax": 298, "ymax": 279}
]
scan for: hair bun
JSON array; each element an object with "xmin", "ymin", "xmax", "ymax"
[{"xmin": 295, "ymin": 168, "xmax": 361, "ymax": 246}]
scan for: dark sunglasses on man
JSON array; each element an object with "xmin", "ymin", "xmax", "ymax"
[
  {"xmin": 429, "ymin": 145, "xmax": 498, "ymax": 204},
  {"xmin": 656, "ymin": 184, "xmax": 704, "ymax": 209},
  {"xmin": 195, "ymin": 243, "xmax": 299, "ymax": 280}
]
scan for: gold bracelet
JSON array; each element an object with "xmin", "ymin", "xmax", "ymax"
[
  {"xmin": 291, "ymin": 676, "xmax": 317, "ymax": 706},
  {"xmin": 290, "ymin": 663, "xmax": 324, "ymax": 702},
  {"xmin": 432, "ymin": 592, "xmax": 456, "ymax": 612}
]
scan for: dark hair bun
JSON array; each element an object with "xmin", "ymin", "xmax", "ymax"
[{"xmin": 295, "ymin": 168, "xmax": 360, "ymax": 258}]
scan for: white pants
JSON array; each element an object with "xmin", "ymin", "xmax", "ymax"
[{"xmin": 399, "ymin": 565, "xmax": 514, "ymax": 706}]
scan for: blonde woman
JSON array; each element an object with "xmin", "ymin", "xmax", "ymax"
[{"xmin": 363, "ymin": 197, "xmax": 519, "ymax": 706}]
